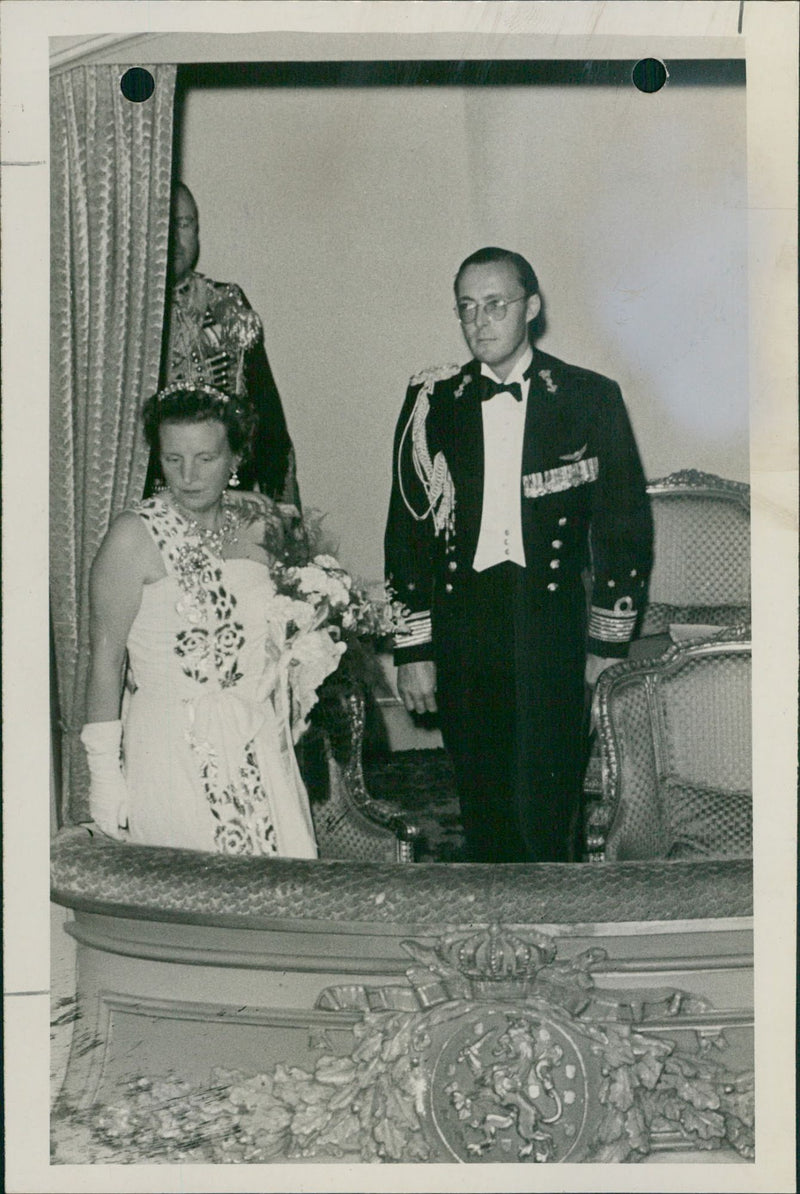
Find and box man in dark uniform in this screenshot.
[385,247,653,863]
[145,183,299,505]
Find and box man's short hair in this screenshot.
[454,247,539,297]
[172,181,198,218]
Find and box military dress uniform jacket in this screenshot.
[385,348,653,665]
[145,272,299,506]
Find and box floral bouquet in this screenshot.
[264,550,405,746]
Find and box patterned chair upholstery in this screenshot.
[591,626,752,861]
[303,689,421,863]
[639,469,750,637]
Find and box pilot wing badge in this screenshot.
[559,444,588,463]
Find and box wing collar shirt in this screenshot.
[472,346,533,572]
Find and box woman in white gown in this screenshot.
[81,382,332,857]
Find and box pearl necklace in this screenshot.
[171,495,240,557]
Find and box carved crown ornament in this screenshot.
[61,923,754,1165]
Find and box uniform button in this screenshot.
[608,579,616,588]
[551,539,563,549]
[549,559,560,569]
[558,517,567,526]
[630,569,637,578]
[445,583,453,593]
[547,582,558,591]
[408,582,415,591]
[448,560,457,572]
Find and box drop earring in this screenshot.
[228,467,240,489]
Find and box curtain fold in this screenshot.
[50,64,177,824]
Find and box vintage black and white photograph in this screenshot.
[2,3,797,1191]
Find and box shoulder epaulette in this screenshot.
[409,363,461,388]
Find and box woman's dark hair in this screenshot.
[142,384,258,460]
[454,246,539,297]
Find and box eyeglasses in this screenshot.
[455,295,528,324]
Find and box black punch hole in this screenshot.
[120,67,155,103]
[632,58,668,94]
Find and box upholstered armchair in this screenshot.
[303,689,421,863]
[589,626,752,862]
[639,469,750,639]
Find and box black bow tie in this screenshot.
[481,376,523,402]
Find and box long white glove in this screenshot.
[80,720,129,839]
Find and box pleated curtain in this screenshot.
[50,64,176,824]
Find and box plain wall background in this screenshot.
[177,76,748,582]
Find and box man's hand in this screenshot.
[397,660,438,715]
[585,653,617,688]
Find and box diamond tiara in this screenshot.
[154,381,232,405]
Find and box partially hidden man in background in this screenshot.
[385,247,654,863]
[145,183,300,506]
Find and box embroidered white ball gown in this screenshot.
[121,496,328,857]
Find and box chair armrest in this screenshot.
[307,686,422,862]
